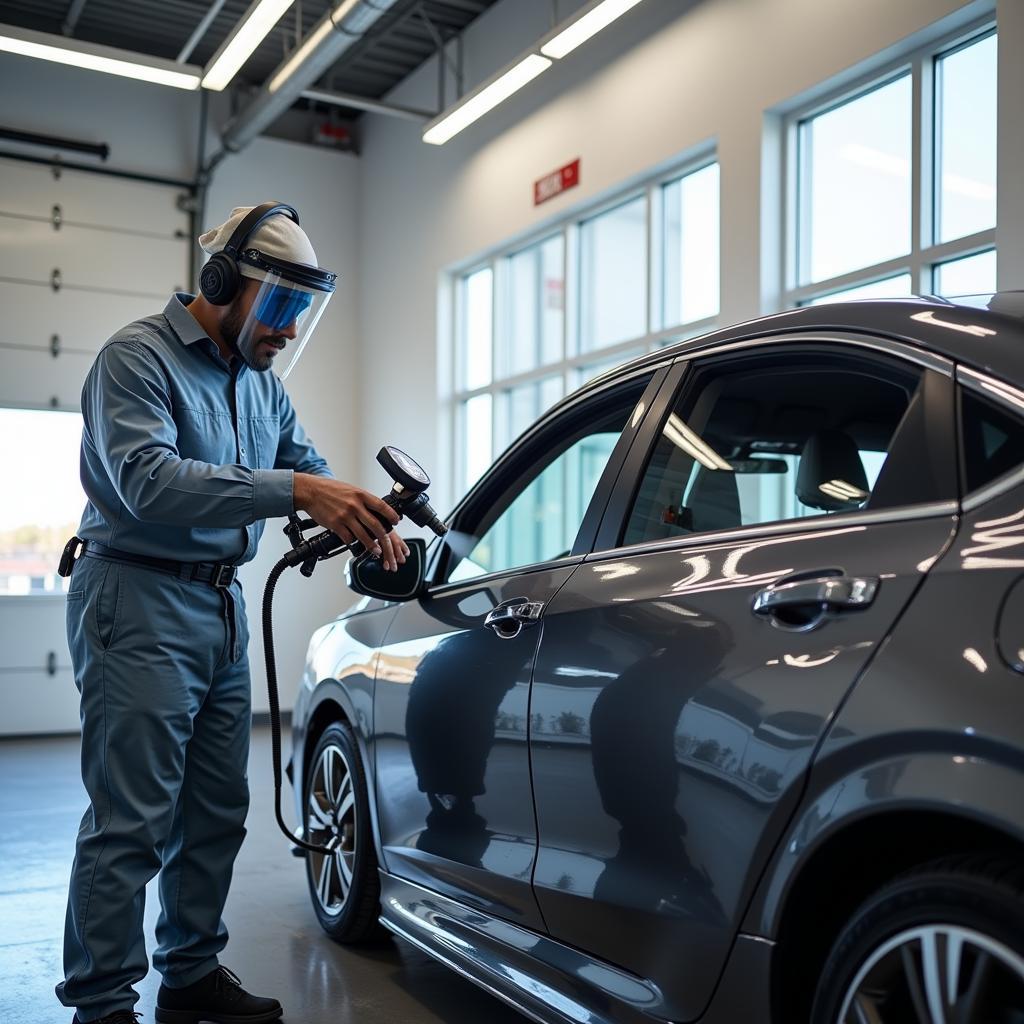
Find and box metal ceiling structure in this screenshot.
[0,0,498,118]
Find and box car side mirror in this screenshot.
[346,537,426,602]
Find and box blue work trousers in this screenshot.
[56,555,252,1021]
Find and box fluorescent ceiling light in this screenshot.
[202,0,294,92]
[0,22,201,89]
[541,0,645,60]
[423,54,551,146]
[268,0,359,94]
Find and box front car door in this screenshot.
[372,365,666,930]
[528,335,960,1020]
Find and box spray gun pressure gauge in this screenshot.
[379,446,430,492]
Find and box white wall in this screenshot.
[354,0,1010,510]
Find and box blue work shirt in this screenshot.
[77,292,333,565]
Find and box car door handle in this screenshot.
[484,599,545,639]
[752,575,879,631]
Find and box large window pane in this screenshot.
[800,75,912,283]
[461,268,493,390]
[936,33,997,244]
[461,394,492,492]
[502,236,564,377]
[579,196,647,353]
[0,408,85,595]
[934,249,997,297]
[805,273,914,306]
[663,163,720,326]
[495,375,563,455]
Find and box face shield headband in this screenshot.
[230,248,337,379]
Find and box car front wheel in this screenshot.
[811,856,1024,1024]
[303,721,385,943]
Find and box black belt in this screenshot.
[59,536,238,589]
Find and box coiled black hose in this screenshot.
[262,555,337,856]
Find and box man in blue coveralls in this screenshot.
[56,202,408,1024]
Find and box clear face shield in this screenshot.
[231,253,336,379]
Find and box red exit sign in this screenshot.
[534,159,580,206]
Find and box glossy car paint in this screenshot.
[748,481,1024,940]
[289,296,1024,1023]
[372,562,579,931]
[528,511,956,1020]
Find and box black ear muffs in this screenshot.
[198,252,241,306]
[198,201,299,307]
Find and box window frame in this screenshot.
[957,366,1024,512]
[447,151,720,501]
[591,334,959,556]
[426,364,671,593]
[783,20,997,308]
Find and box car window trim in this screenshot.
[592,333,958,553]
[957,365,1024,512]
[425,362,673,586]
[670,330,954,376]
[582,499,958,564]
[424,553,588,599]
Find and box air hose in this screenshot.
[262,556,331,854]
[260,446,447,857]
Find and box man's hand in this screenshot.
[294,474,411,571]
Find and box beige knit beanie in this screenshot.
[198,204,319,283]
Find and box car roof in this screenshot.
[582,292,1024,396]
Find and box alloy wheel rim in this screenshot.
[836,924,1024,1023]
[306,743,356,916]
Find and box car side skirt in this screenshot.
[378,870,773,1024]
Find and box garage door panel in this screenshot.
[0,347,95,409]
[0,216,185,293]
[0,157,189,236]
[0,669,81,734]
[0,601,73,670]
[0,280,164,355]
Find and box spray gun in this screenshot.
[264,447,447,854]
[280,445,447,576]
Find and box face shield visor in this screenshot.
[231,250,336,379]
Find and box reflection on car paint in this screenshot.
[961,506,1024,569]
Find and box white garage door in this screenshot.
[0,156,190,734]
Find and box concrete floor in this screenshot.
[0,727,528,1024]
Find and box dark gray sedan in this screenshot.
[288,294,1024,1024]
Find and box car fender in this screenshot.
[744,745,1024,938]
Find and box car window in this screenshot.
[960,388,1024,493]
[445,377,651,582]
[623,352,922,546]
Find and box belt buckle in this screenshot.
[211,564,236,589]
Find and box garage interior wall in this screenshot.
[0,58,363,730]
[0,0,1017,734]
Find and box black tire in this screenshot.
[302,721,387,944]
[811,855,1024,1024]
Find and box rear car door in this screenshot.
[528,336,960,1020]
[372,366,667,930]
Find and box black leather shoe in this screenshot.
[155,966,282,1024]
[72,1013,141,1024]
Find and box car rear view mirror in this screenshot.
[346,537,427,602]
[727,457,789,474]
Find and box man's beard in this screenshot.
[221,297,285,372]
